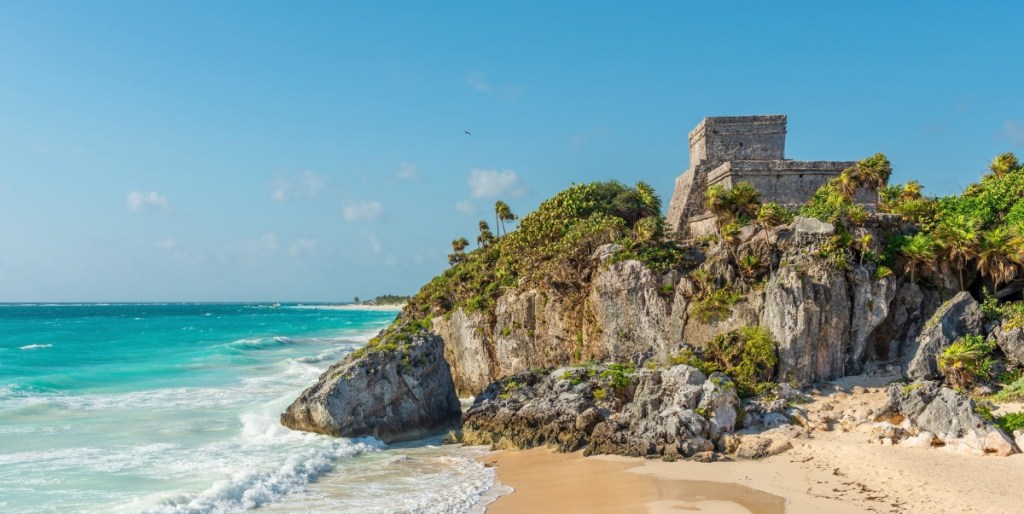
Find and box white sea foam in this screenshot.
[129,438,382,514]
[0,385,256,411]
[19,343,52,350]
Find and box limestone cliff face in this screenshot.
[587,259,685,362]
[433,224,928,393]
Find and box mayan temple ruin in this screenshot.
[666,115,875,237]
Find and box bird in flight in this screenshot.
[464,130,472,135]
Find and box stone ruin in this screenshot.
[666,115,875,237]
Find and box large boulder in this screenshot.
[901,292,984,381]
[280,328,461,443]
[990,323,1024,367]
[878,381,1016,454]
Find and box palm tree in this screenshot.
[900,180,923,202]
[477,220,495,248]
[856,153,893,194]
[728,182,762,221]
[635,181,662,214]
[977,227,1018,294]
[835,169,859,199]
[448,237,470,265]
[934,213,980,290]
[495,201,517,236]
[854,233,873,266]
[899,232,937,283]
[705,185,732,225]
[989,152,1020,178]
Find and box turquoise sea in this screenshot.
[0,304,499,513]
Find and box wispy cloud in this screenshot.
[1002,120,1024,147]
[366,232,383,254]
[260,232,280,251]
[271,171,327,202]
[469,169,530,198]
[126,191,169,211]
[342,200,384,222]
[455,200,477,214]
[153,238,177,250]
[465,71,491,93]
[288,237,318,257]
[571,128,609,148]
[465,70,523,101]
[397,162,418,181]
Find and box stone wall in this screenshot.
[689,115,786,163]
[667,114,874,237]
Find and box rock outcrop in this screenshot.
[454,364,806,461]
[280,328,461,443]
[990,323,1024,367]
[762,260,852,386]
[877,381,1018,455]
[901,292,984,381]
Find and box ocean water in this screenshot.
[0,304,499,513]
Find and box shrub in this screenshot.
[600,363,636,390]
[938,334,995,389]
[993,375,1024,402]
[704,326,779,397]
[995,412,1024,434]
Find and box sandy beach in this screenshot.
[480,375,1024,514]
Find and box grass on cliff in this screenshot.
[402,181,692,326]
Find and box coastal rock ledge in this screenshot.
[280,326,461,443]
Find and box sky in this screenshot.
[1,1,1022,302]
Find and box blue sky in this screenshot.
[1,1,1021,302]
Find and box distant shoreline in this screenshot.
[302,304,406,311]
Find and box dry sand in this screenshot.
[480,373,1024,514]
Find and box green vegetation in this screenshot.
[363,294,411,306]
[880,152,1024,288]
[706,181,762,226]
[673,326,778,398]
[600,362,636,391]
[402,181,693,350]
[992,375,1024,402]
[937,334,996,389]
[499,379,521,400]
[995,412,1024,434]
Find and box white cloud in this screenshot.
[466,70,523,100]
[288,237,318,257]
[1003,120,1024,147]
[260,232,280,251]
[126,191,169,211]
[271,171,326,202]
[455,200,477,214]
[465,71,491,92]
[397,162,418,180]
[343,200,384,222]
[153,238,177,250]
[367,233,383,254]
[468,169,530,198]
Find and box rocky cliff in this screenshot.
[433,217,938,398]
[284,213,962,443]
